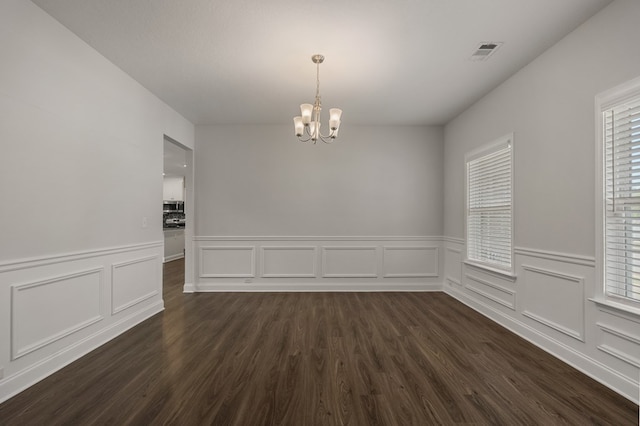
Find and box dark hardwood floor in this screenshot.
[0,258,637,425]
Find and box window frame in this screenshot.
[464,133,515,278]
[595,75,640,316]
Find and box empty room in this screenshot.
[0,0,639,424]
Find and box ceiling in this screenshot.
[32,0,611,127]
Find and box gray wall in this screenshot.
[442,0,640,402]
[0,1,193,261]
[444,0,640,256]
[0,0,193,404]
[195,124,444,237]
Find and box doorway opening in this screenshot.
[163,136,194,293]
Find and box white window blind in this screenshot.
[466,138,513,273]
[604,95,640,303]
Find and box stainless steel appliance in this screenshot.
[164,216,186,228]
[163,201,184,213]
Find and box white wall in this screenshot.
[193,124,444,291]
[0,0,194,403]
[443,0,640,403]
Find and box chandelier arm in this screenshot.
[297,125,314,142]
[318,134,336,144]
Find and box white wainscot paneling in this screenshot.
[111,255,159,315]
[382,246,438,278]
[200,246,255,278]
[521,265,585,342]
[465,273,515,310]
[445,247,462,286]
[11,268,103,360]
[596,309,640,373]
[261,247,317,278]
[322,247,377,278]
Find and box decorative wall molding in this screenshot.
[596,306,640,325]
[382,246,438,278]
[464,261,517,282]
[111,255,159,315]
[199,246,256,278]
[11,268,104,360]
[321,246,378,278]
[0,241,163,273]
[445,247,462,287]
[445,278,461,287]
[0,300,163,405]
[260,246,317,278]
[1,241,164,405]
[521,265,585,342]
[597,344,640,370]
[515,247,595,267]
[444,241,639,402]
[444,284,639,404]
[193,236,443,292]
[443,236,465,245]
[521,310,584,342]
[590,298,640,319]
[195,235,441,242]
[596,323,640,368]
[465,273,515,310]
[193,281,441,293]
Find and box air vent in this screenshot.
[470,42,503,61]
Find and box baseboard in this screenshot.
[0,300,164,405]
[444,286,639,404]
[163,253,184,263]
[192,281,442,292]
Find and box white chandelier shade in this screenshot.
[293,54,342,144]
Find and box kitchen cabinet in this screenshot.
[164,228,185,262]
[163,177,184,201]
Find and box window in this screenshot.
[598,77,640,307]
[465,134,514,275]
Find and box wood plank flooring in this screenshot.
[0,258,637,425]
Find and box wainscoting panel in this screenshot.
[322,247,378,278]
[261,247,317,278]
[595,308,640,379]
[0,242,164,405]
[200,246,255,278]
[11,268,103,360]
[597,323,640,366]
[465,273,515,310]
[193,237,442,291]
[111,255,159,315]
[444,247,462,287]
[521,265,585,342]
[444,239,640,403]
[382,246,438,278]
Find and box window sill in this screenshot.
[464,260,517,282]
[589,297,640,319]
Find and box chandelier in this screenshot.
[293,54,342,144]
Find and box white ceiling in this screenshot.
[32,0,611,126]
